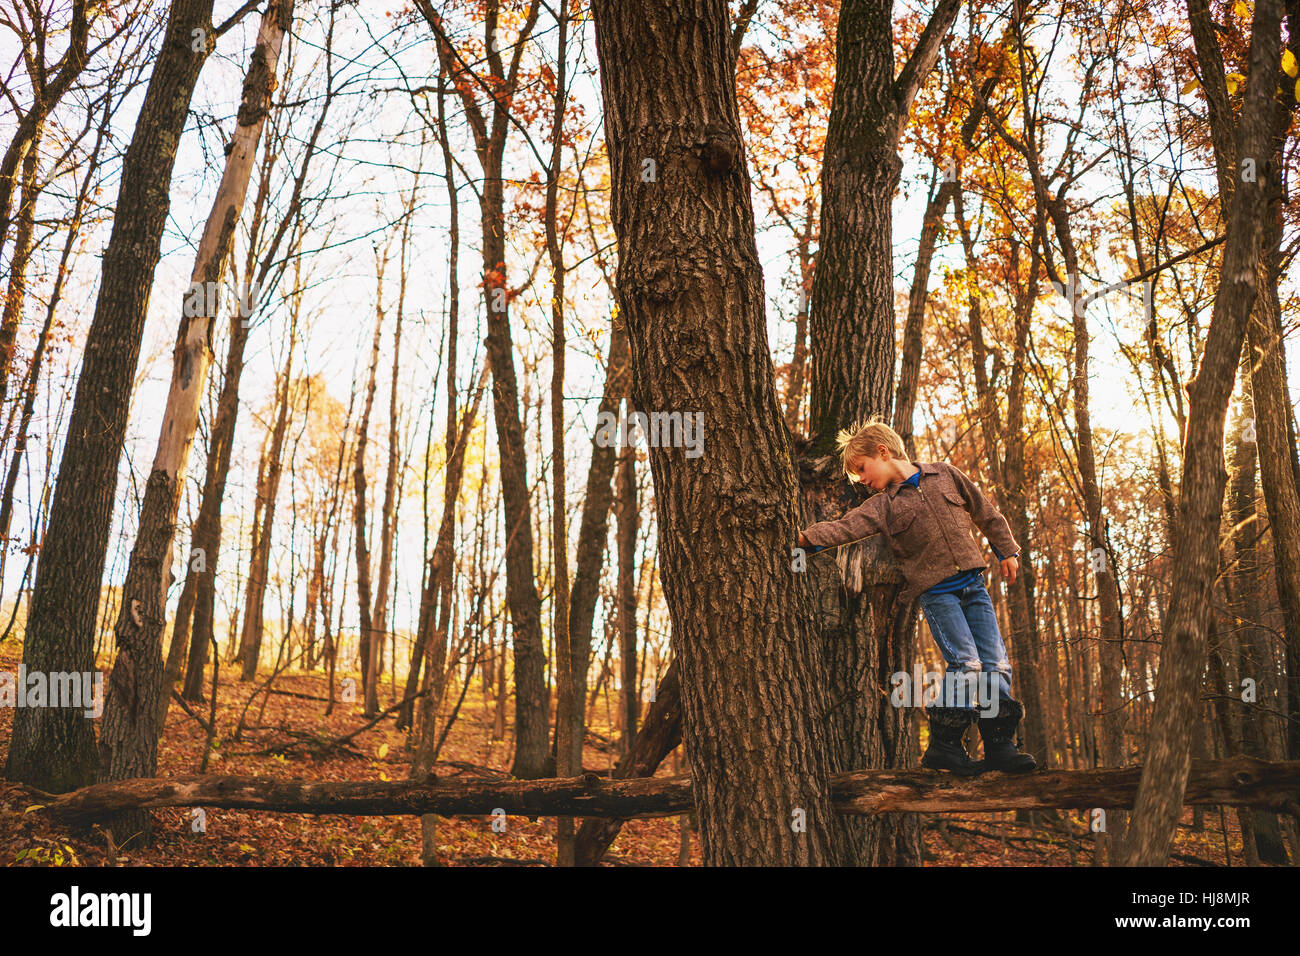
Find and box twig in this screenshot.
[170,690,213,733]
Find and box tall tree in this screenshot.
[352,245,388,716]
[401,68,466,731]
[96,0,294,845]
[1120,0,1281,866]
[5,0,224,793]
[1185,0,1300,764]
[415,0,551,778]
[592,0,846,865]
[543,0,576,865]
[801,0,960,864]
[177,11,339,704]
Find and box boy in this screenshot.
[797,417,1036,775]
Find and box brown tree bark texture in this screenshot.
[592,0,845,865]
[4,0,217,794]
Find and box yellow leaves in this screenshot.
[1284,49,1298,77]
[16,843,78,866]
[1233,0,1251,18]
[1225,72,1246,94]
[1181,76,1199,95]
[377,742,389,758]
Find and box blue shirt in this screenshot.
[898,469,1010,595]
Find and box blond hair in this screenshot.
[836,416,909,482]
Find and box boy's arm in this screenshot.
[800,493,887,550]
[945,463,1020,559]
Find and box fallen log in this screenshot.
[33,756,1300,823]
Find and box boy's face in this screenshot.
[850,446,897,491]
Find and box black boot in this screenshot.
[977,697,1037,772]
[921,706,982,775]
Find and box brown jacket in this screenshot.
[801,461,1020,604]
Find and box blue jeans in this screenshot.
[917,578,1011,713]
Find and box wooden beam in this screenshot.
[33,757,1300,823]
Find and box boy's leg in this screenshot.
[958,578,1036,771]
[917,590,982,709]
[917,591,983,774]
[957,579,1012,712]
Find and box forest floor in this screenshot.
[0,642,1262,866]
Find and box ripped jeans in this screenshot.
[917,577,1012,713]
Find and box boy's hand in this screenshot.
[796,530,825,555]
[1000,554,1019,584]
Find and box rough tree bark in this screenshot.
[4,0,218,793]
[800,0,961,865]
[1119,0,1281,866]
[96,0,293,846]
[592,0,848,865]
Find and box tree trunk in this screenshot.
[543,0,575,865]
[236,323,297,681]
[952,198,1049,771]
[0,120,42,411]
[181,317,251,701]
[372,175,418,706]
[564,318,630,746]
[574,659,682,864]
[592,0,847,865]
[352,264,385,716]
[893,72,997,452]
[1246,126,1300,767]
[96,0,294,846]
[1224,368,1289,862]
[797,0,959,865]
[1120,0,1281,865]
[615,443,639,754]
[4,0,217,793]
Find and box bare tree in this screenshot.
[96,0,294,845]
[1120,0,1282,866]
[4,0,242,793]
